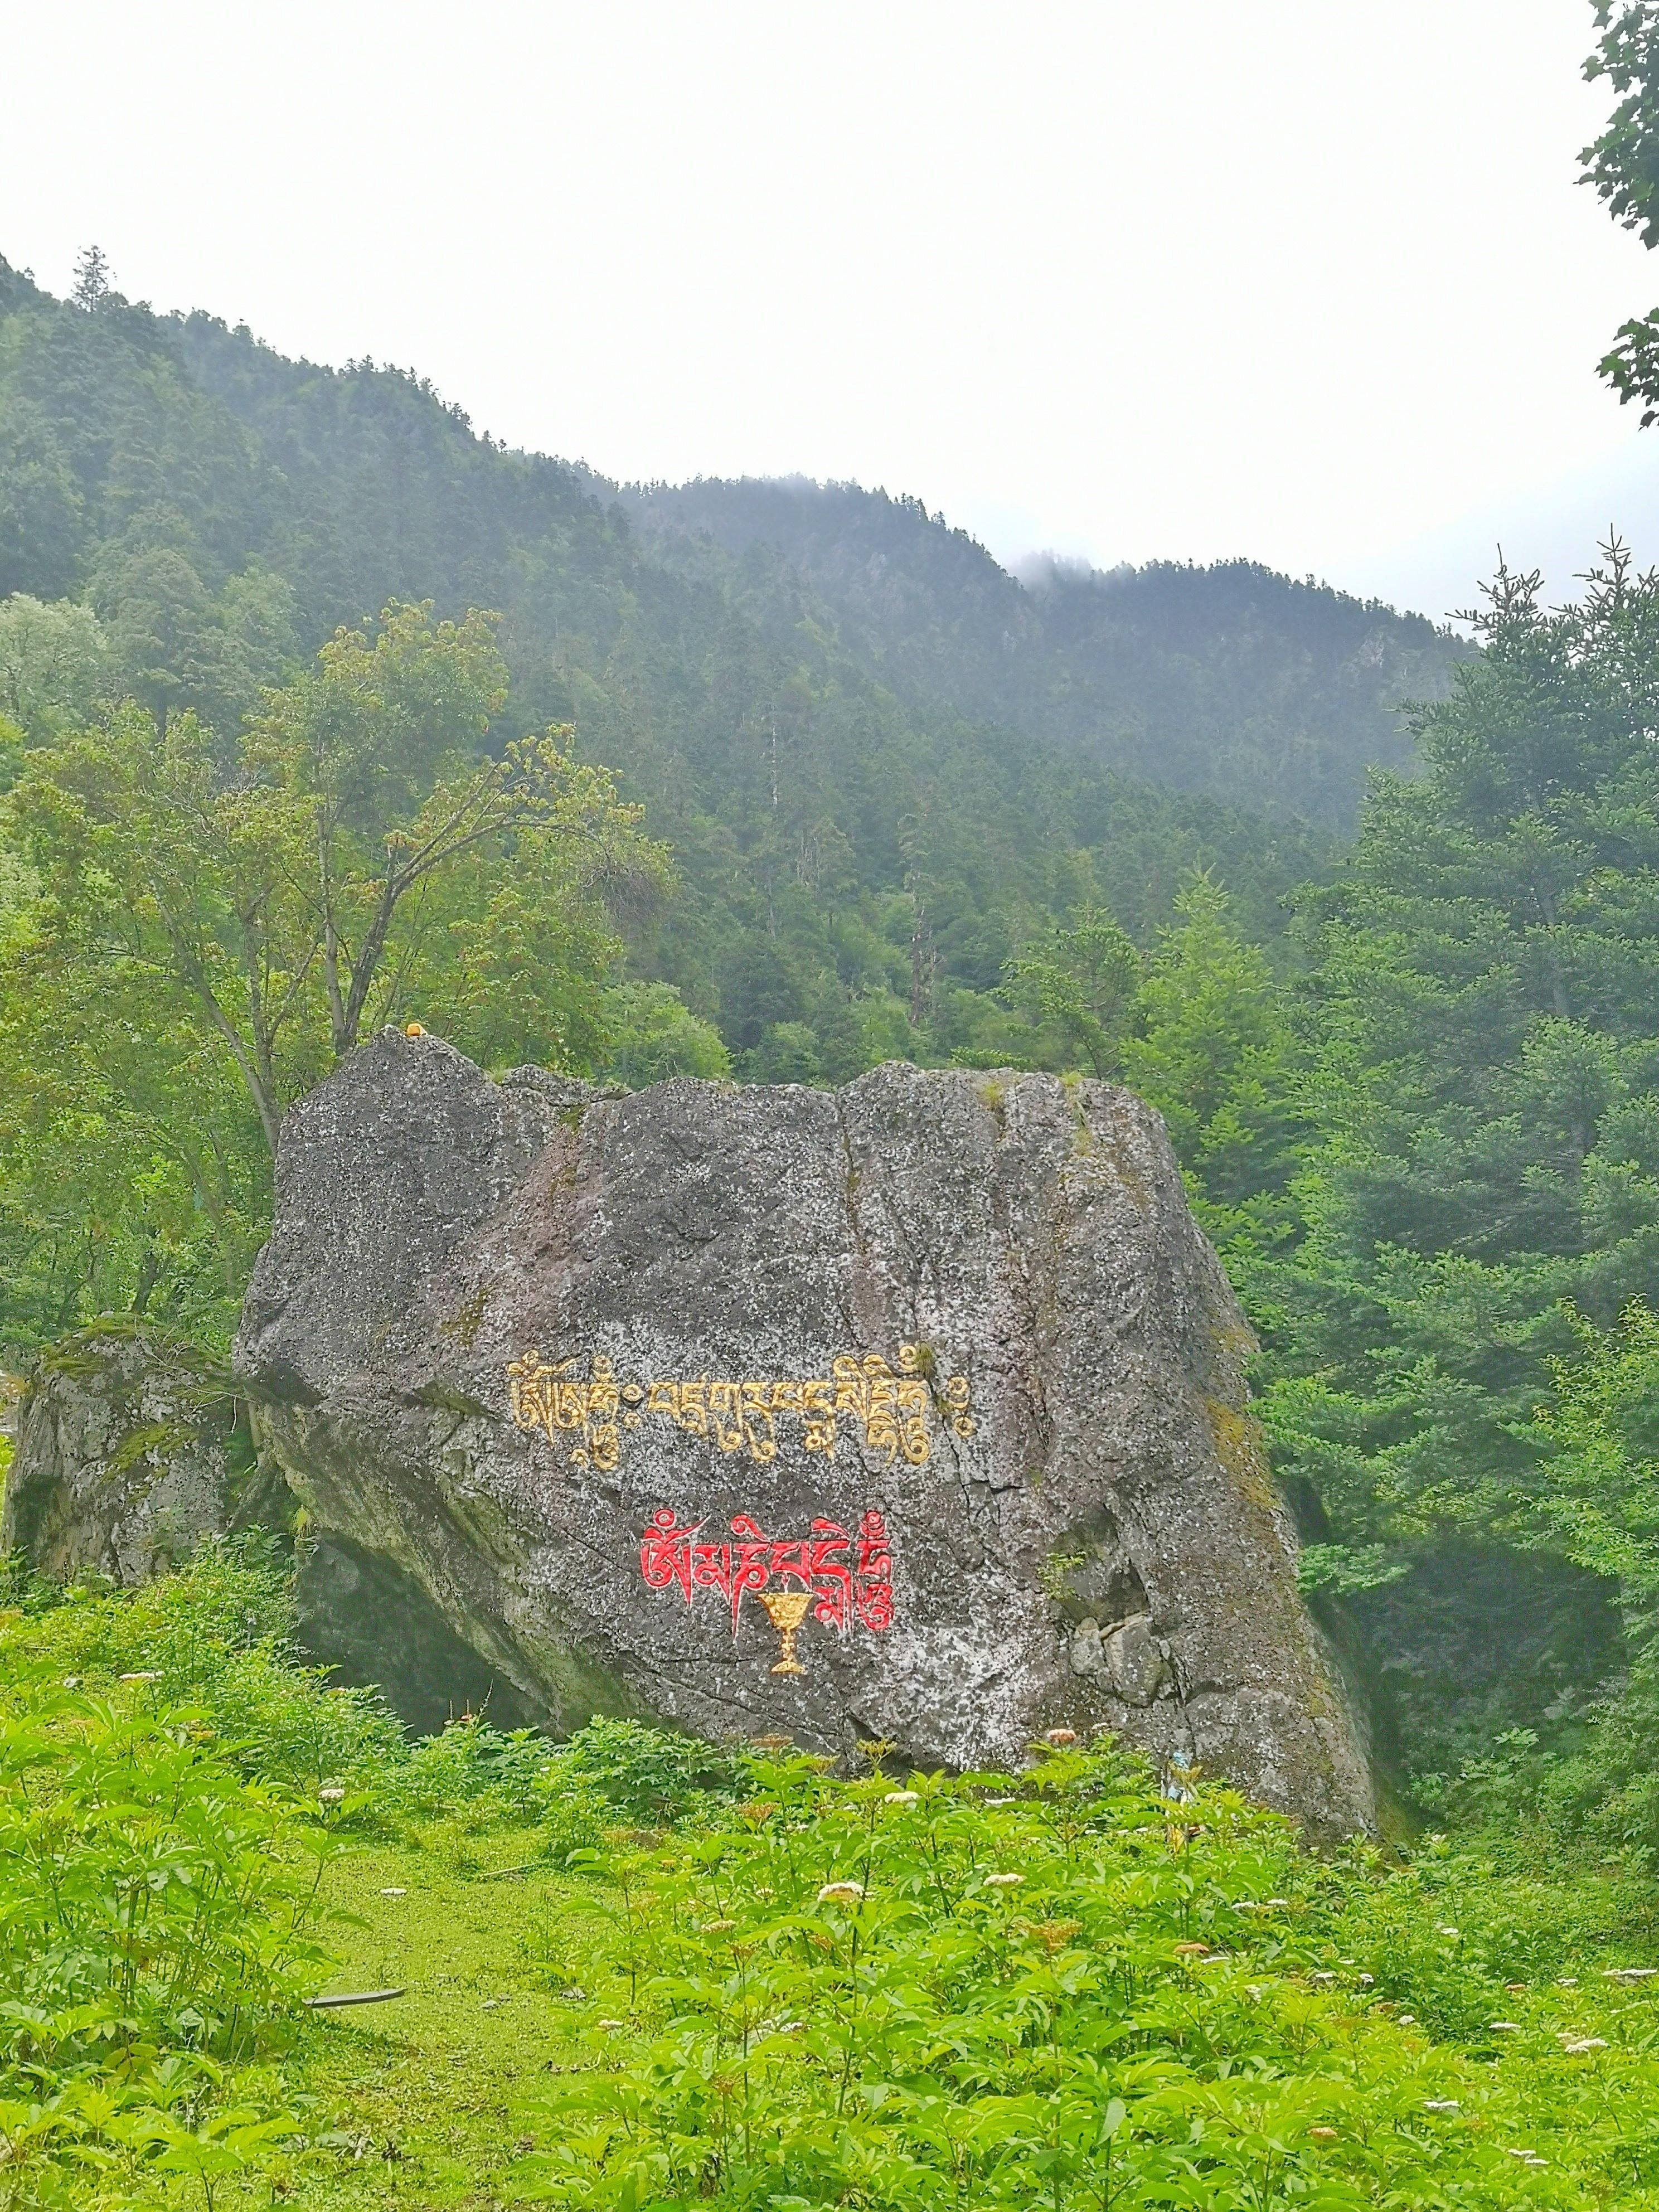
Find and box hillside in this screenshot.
[0,247,1461,843]
[620,474,1467,823]
[0,254,1369,1081]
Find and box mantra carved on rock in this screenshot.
[639,1507,894,1643]
[505,1346,973,1472]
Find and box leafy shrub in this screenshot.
[1,1692,330,2069]
[0,1536,402,1791]
[0,1687,329,2206]
[383,1712,554,1823]
[1308,1837,1629,2040]
[1408,1656,1659,1885]
[539,1775,610,1866]
[542,1718,751,1827]
[599,981,731,1086]
[365,1713,750,1850]
[511,1745,1659,2210]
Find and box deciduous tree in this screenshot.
[0,601,665,1337]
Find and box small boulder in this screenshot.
[4,1328,232,1585]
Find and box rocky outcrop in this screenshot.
[233,1031,1375,1836]
[3,1328,233,1585]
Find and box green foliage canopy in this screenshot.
[1263,549,1659,1561]
[0,601,665,1346]
[0,593,104,747]
[0,252,1366,1112]
[1585,1,1659,420]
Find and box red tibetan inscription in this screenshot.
[639,1507,894,1636]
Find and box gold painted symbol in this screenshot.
[758,1588,813,1675]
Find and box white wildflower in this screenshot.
[1561,2037,1608,2054]
[1423,2100,1459,2113]
[817,1881,865,1904]
[983,1873,1024,1888]
[884,1790,919,1806]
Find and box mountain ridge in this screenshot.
[0,253,1459,1083]
[611,470,1468,824]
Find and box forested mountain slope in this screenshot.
[620,474,1467,824]
[0,253,1347,1080]
[0,253,1380,1097]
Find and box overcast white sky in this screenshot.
[6,1,1654,619]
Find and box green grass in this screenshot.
[12,1545,1659,2208]
[245,1834,599,2206]
[185,1785,1659,2211]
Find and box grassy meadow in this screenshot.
[3,1542,1659,2210]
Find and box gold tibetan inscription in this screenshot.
[505,1345,975,1470]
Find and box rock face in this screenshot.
[4,1330,232,1585]
[234,1031,1375,1837]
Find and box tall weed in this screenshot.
[0,1686,335,2206]
[513,1747,1659,2209]
[0,1537,402,1789]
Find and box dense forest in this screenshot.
[1,230,1655,1808]
[0,242,1448,1345]
[14,4,1659,2199]
[619,474,1466,823]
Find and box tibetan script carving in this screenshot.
[639,1506,894,1637]
[504,1352,624,1471]
[506,1345,974,1470]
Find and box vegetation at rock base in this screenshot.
[5,1544,1659,2209]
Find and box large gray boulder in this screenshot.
[234,1031,1375,1837]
